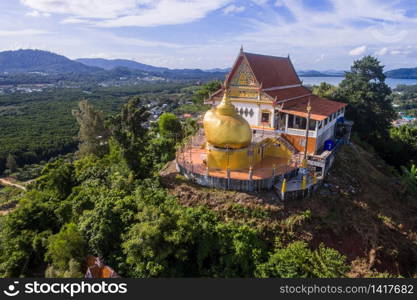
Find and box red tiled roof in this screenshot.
[280,95,347,121]
[85,255,120,278]
[265,86,311,101]
[243,52,301,88]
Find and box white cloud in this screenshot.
[12,0,417,70]
[97,1,232,27]
[390,48,412,55]
[0,29,48,37]
[375,47,388,56]
[20,0,141,19]
[314,54,325,63]
[26,10,50,17]
[223,4,245,15]
[349,45,367,56]
[21,0,233,27]
[61,18,90,24]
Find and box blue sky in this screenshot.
[1,0,417,70]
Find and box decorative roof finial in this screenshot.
[223,78,229,89]
[240,45,244,53]
[287,53,290,58]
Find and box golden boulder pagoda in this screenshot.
[202,87,291,171]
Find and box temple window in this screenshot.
[239,107,244,115]
[261,112,270,123]
[244,108,249,116]
[288,114,294,128]
[293,116,306,129]
[309,120,316,131]
[318,121,323,129]
[249,109,254,117]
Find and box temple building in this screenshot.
[176,48,352,195]
[205,48,347,154]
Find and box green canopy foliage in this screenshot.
[72,100,109,158]
[158,112,183,139]
[255,241,349,278]
[193,81,221,104]
[335,56,396,143]
[46,223,85,271]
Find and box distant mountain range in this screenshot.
[0,49,101,74]
[0,49,227,84]
[1,49,417,82]
[297,70,345,77]
[76,58,169,73]
[384,68,417,79]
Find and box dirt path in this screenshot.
[0,178,27,191]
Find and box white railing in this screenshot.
[285,128,317,138]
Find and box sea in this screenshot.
[299,76,417,89]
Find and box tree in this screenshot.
[109,96,150,178]
[385,125,417,167]
[312,82,338,99]
[72,100,109,157]
[255,241,349,278]
[45,259,83,278]
[182,118,198,137]
[46,223,85,271]
[122,188,266,278]
[335,56,395,144]
[193,81,221,104]
[158,113,182,139]
[5,153,17,172]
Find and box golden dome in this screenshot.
[203,91,252,149]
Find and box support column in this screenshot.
[227,168,231,190]
[285,114,289,133]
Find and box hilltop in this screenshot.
[0,49,101,74]
[76,58,169,73]
[385,67,417,79]
[160,143,417,277]
[0,50,227,85]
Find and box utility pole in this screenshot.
[303,97,312,162]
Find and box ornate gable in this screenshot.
[229,59,257,87]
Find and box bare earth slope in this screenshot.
[161,143,417,277]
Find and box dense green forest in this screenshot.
[0,57,416,278]
[0,83,202,176]
[0,94,349,278]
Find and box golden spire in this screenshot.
[216,89,236,116]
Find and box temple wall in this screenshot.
[231,101,259,126]
[283,134,317,154]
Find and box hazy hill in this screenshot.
[297,70,345,77]
[385,68,417,79]
[76,58,169,73]
[77,57,228,79]
[0,49,101,74]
